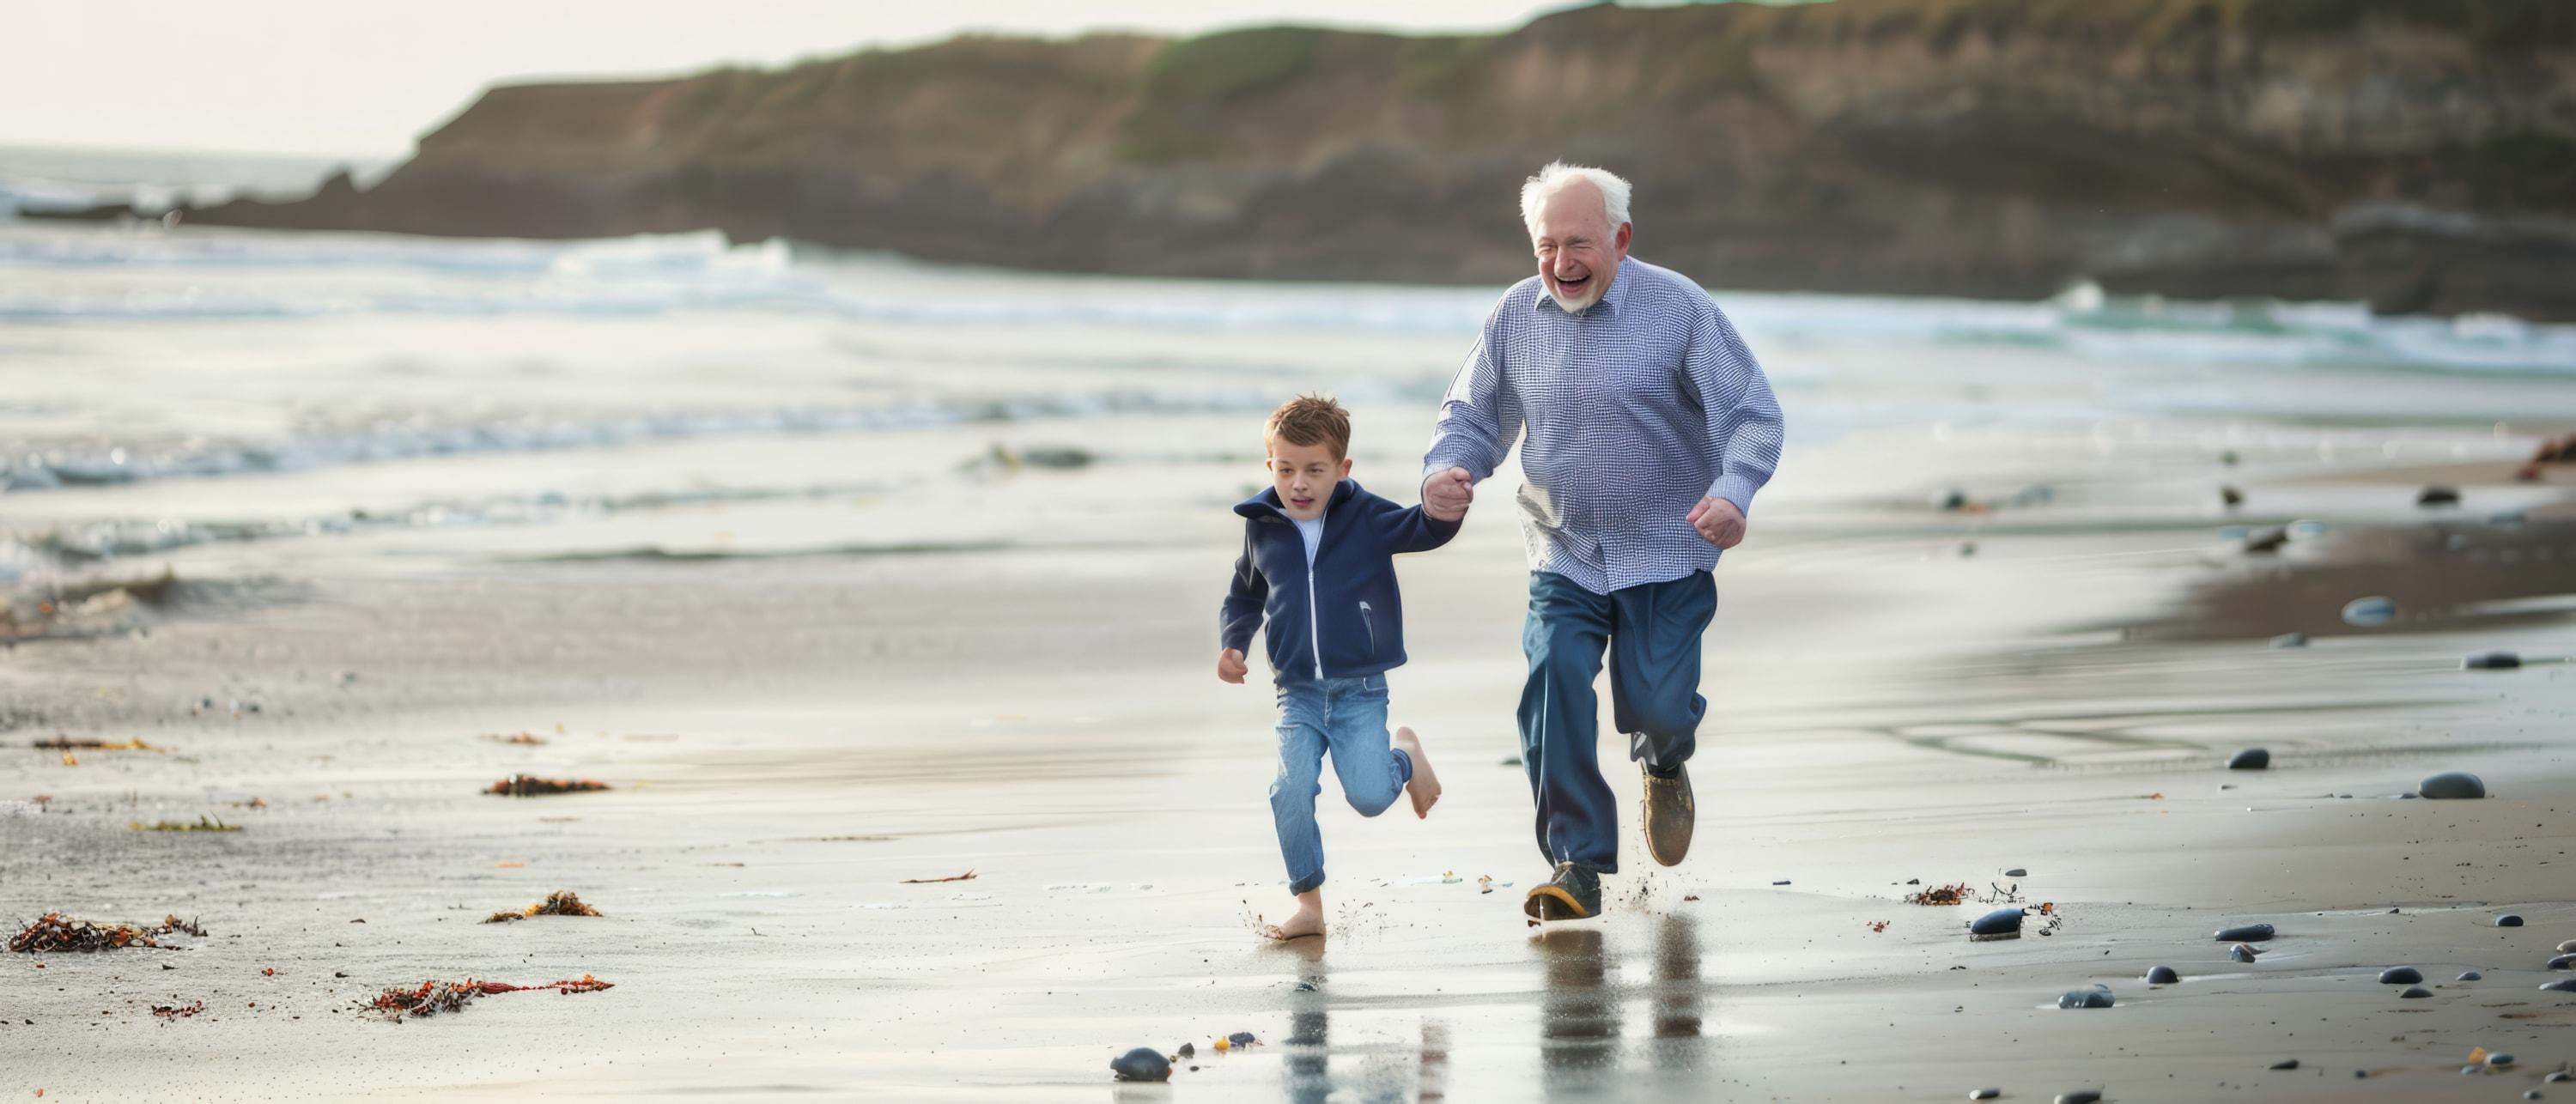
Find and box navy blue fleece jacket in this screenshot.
[1220,479,1460,684]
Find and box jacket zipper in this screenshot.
[1305,508,1325,679]
[1359,600,1376,656]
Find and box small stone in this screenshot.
[2269,1059,2299,1070]
[2146,966,2178,984]
[1938,489,1968,511]
[2419,772,2487,799]
[2004,868,2027,878]
[2548,955,2573,971]
[1970,908,2023,937]
[1772,879,1790,885]
[1110,1046,1171,1082]
[2540,979,2576,992]
[2230,943,2259,962]
[2464,652,2522,670]
[2549,1071,2571,1083]
[2056,1091,2105,1104]
[2523,1091,2541,1101]
[1227,1031,1256,1046]
[2497,914,2524,927]
[2377,967,2421,985]
[2268,631,2306,647]
[2057,986,2114,1009]
[2488,1053,2516,1068]
[2417,485,2461,507]
[2220,450,2240,465]
[2399,986,2432,998]
[2221,485,2245,507]
[1970,1090,2000,1101]
[2227,749,2270,770]
[2341,597,2397,627]
[1294,980,1318,992]
[2458,971,2482,981]
[1176,1042,1194,1059]
[2215,923,2275,942]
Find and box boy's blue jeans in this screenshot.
[1271,674,1414,895]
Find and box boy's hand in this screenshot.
[1217,648,1249,684]
[1423,467,1473,522]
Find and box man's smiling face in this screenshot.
[1530,179,1631,313]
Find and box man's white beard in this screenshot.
[1547,284,1603,313]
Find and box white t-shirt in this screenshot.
[1293,513,1324,566]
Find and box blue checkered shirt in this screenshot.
[1422,256,1784,595]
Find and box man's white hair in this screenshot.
[1520,161,1633,236]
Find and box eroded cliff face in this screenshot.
[125,1,2576,316]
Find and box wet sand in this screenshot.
[5,399,2575,1102]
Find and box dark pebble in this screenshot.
[1227,1031,1256,1046]
[2245,526,2287,554]
[2215,923,2275,942]
[2146,966,2178,984]
[2341,596,2397,627]
[2269,1059,2299,1071]
[2419,772,2487,799]
[1294,980,1319,992]
[2464,652,2522,670]
[2004,868,2027,877]
[1111,1046,1171,1082]
[2230,943,2259,962]
[2540,979,2576,992]
[1177,1042,1194,1058]
[2221,485,2244,507]
[2549,955,2573,971]
[2498,914,2524,927]
[2458,971,2482,981]
[2226,749,2270,770]
[2056,1091,2105,1104]
[1970,908,2023,937]
[2549,1071,2571,1082]
[2488,1053,2515,1068]
[2057,987,2115,1009]
[2268,632,2306,648]
[2377,967,2422,985]
[2524,1091,2541,1101]
[1970,1090,2001,1101]
[1938,489,1968,511]
[2417,485,2461,507]
[2399,986,2432,998]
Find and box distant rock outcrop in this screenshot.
[47,0,2576,318]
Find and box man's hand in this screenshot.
[1686,496,1747,549]
[1423,467,1474,523]
[1217,648,1249,684]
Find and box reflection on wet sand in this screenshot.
[1533,913,1709,1097]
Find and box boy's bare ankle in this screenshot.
[1263,891,1327,941]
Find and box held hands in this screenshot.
[1422,467,1474,523]
[1217,648,1249,684]
[1686,496,1747,549]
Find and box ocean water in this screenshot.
[6,149,2576,591]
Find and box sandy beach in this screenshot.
[6,226,2576,1101]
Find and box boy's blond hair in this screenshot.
[1265,394,1352,459]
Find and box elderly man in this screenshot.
[1422,161,1783,921]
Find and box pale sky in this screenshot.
[3,1,1574,158]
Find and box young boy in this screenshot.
[1219,394,1461,941]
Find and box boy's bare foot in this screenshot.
[1263,889,1326,941]
[1394,726,1441,818]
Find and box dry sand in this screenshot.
[5,412,2576,1102]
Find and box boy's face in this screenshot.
[1267,439,1351,520]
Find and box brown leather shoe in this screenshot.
[1643,762,1694,866]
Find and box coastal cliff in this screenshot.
[85,1,2576,318]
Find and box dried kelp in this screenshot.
[9,913,204,953]
[363,974,614,1022]
[130,816,240,833]
[483,890,603,924]
[485,774,610,797]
